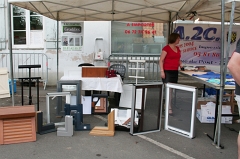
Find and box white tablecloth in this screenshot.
[60,75,123,93]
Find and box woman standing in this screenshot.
[159,33,183,115]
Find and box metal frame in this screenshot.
[130,82,164,135]
[91,94,108,114]
[46,92,71,123]
[57,80,81,115]
[0,52,49,90]
[164,83,198,139]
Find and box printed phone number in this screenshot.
[124,30,157,34]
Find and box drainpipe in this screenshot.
[57,12,59,82]
[8,2,14,106]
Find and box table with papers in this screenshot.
[179,70,236,140]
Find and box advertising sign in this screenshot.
[174,24,239,65]
[61,22,83,52]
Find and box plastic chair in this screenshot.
[78,63,94,67]
[109,64,126,106]
[109,64,126,80]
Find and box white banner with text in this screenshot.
[174,24,240,65]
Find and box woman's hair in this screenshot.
[168,33,180,44]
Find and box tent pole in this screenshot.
[168,11,172,35]
[8,3,14,106]
[213,0,225,149]
[214,0,235,149]
[57,12,59,82]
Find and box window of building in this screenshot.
[12,6,44,48]
[111,21,166,55]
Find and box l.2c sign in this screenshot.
[173,26,220,41]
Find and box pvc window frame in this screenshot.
[164,83,198,139]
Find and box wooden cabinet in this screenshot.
[82,66,108,77]
[0,106,36,145]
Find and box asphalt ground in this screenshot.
[0,84,239,159]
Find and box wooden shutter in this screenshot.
[0,106,36,145]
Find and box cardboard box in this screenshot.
[199,95,231,102]
[82,66,108,77]
[196,102,232,124]
[196,100,232,109]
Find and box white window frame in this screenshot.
[164,83,198,139]
[11,6,44,49]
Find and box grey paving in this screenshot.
[0,84,239,159]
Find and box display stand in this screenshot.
[74,112,91,131]
[57,115,73,136]
[57,80,81,115]
[64,103,83,116]
[128,60,145,84]
[64,103,91,131]
[18,64,41,111]
[46,92,71,123]
[89,110,115,136]
[37,111,56,135]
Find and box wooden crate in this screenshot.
[0,105,36,145]
[82,66,108,77]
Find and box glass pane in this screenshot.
[111,21,166,54]
[14,31,26,45]
[30,16,43,30]
[13,6,25,16]
[75,38,80,46]
[164,83,198,138]
[136,87,160,132]
[168,89,193,132]
[69,37,74,46]
[130,83,163,135]
[30,11,39,15]
[13,17,26,30]
[62,36,68,46]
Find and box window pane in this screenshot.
[14,31,26,45]
[13,6,25,16]
[30,16,43,30]
[111,21,166,54]
[69,37,74,46]
[62,37,68,46]
[13,17,26,30]
[75,38,80,46]
[30,11,39,15]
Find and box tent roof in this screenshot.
[195,0,240,22]
[8,0,240,23]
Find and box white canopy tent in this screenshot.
[6,0,240,148]
[6,0,214,22]
[7,0,240,22]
